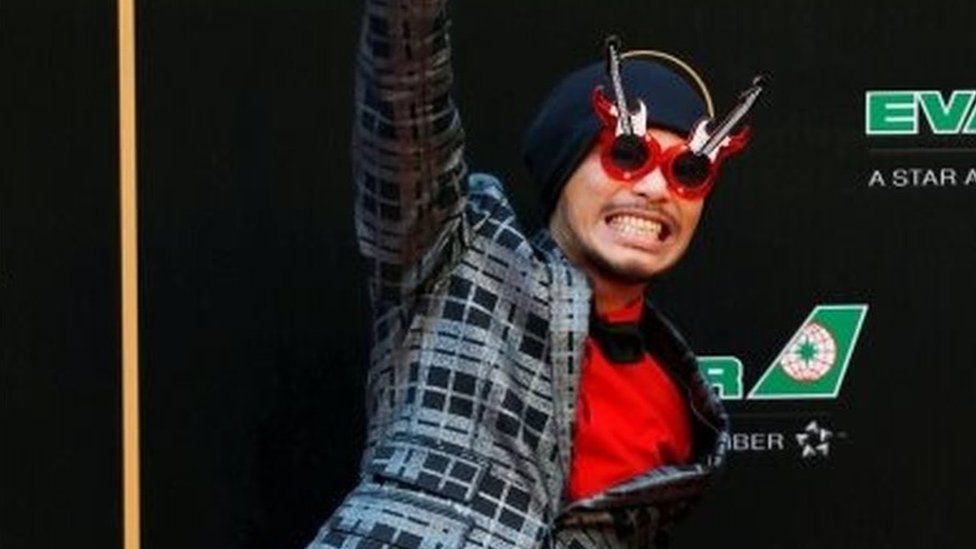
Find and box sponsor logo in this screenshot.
[721,423,847,457]
[722,432,786,453]
[866,90,976,135]
[867,167,976,188]
[864,90,976,190]
[795,420,833,459]
[749,305,867,400]
[698,304,868,400]
[701,305,866,461]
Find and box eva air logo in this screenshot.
[865,90,976,135]
[698,304,868,400]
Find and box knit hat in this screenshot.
[521,56,710,218]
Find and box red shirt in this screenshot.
[567,299,694,501]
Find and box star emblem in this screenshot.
[795,420,832,458]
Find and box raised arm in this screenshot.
[353,0,467,311]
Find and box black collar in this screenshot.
[588,308,645,364]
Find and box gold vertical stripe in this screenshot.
[118,0,140,548]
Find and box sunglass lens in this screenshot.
[610,134,649,171]
[671,151,711,188]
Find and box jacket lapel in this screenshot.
[532,231,591,498]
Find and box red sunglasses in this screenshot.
[593,38,764,200]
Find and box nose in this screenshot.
[629,165,670,202]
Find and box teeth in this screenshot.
[609,215,662,236]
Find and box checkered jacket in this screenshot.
[307,1,729,547]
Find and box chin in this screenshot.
[588,248,672,284]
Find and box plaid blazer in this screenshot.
[307,1,729,547]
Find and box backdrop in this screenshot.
[6,1,976,547]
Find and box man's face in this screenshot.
[549,128,705,284]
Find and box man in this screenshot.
[308,0,759,547]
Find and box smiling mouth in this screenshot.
[606,213,672,241]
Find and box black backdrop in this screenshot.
[5,2,121,548]
[6,1,976,548]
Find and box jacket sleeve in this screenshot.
[353,0,467,312]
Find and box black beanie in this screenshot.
[521,58,709,219]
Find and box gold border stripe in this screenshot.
[118,0,140,548]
